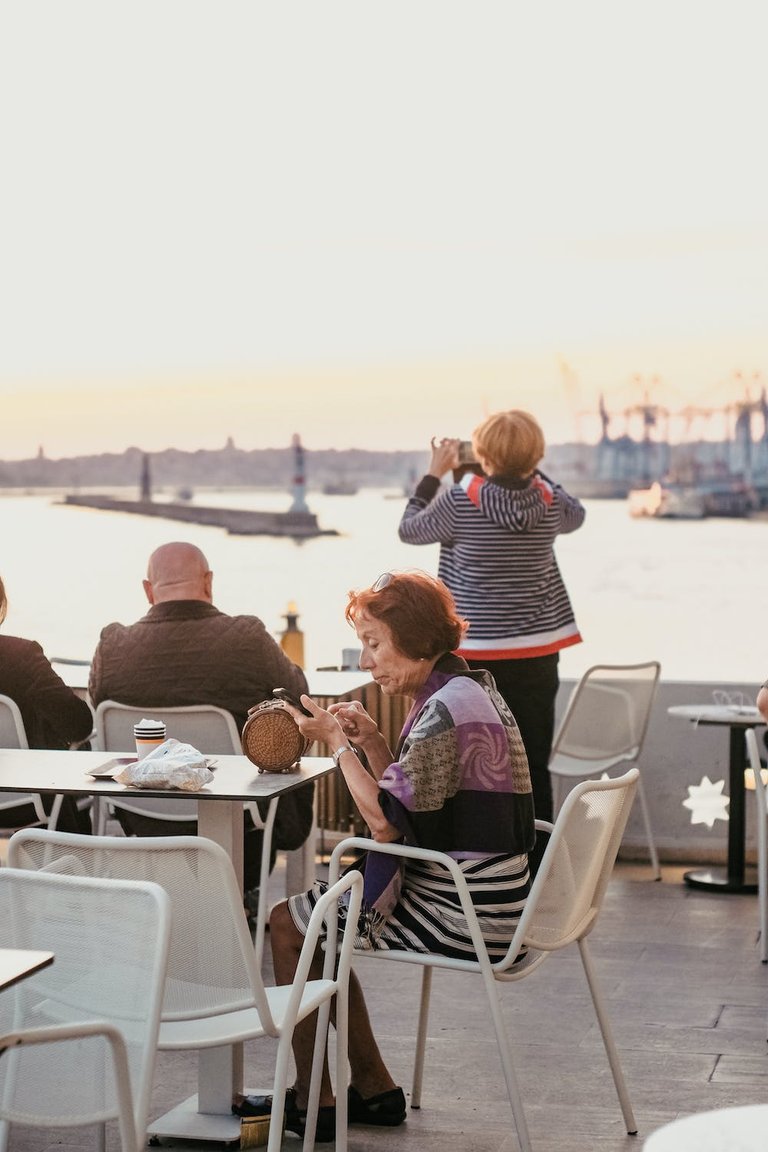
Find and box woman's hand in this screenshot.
[279,695,344,748]
[328,700,380,749]
[428,436,461,479]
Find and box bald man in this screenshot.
[89,541,312,894]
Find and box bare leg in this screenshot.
[270,900,398,1107]
[345,968,398,1100]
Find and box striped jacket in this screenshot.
[398,470,585,660]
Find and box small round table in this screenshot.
[668,703,764,893]
[645,1103,768,1150]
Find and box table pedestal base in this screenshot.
[149,1087,276,1145]
[149,1094,241,1143]
[683,865,759,894]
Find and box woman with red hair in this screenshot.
[238,569,534,1141]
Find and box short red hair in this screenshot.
[345,571,467,660]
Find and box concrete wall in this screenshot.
[554,677,764,866]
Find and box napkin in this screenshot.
[115,738,214,791]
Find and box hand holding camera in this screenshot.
[428,436,462,478]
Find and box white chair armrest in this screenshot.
[328,836,525,972]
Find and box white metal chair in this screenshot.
[0,694,63,830]
[548,661,661,879]
[0,866,171,1152]
[744,728,768,961]
[8,830,363,1152]
[328,769,640,1152]
[92,695,317,930]
[92,698,316,957]
[93,699,243,830]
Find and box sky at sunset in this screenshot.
[2,1,766,460]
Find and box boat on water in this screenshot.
[628,477,759,519]
[321,480,359,496]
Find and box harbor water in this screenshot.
[0,488,766,690]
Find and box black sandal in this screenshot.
[347,1085,407,1126]
[232,1088,336,1143]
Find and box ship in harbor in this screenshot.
[554,385,768,518]
[627,476,759,520]
[322,479,359,496]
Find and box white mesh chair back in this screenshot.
[7,832,271,1026]
[94,700,241,754]
[0,694,61,827]
[0,867,170,1152]
[551,663,660,765]
[549,662,661,879]
[514,769,639,957]
[93,700,241,824]
[745,728,768,961]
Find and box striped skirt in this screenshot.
[287,853,530,962]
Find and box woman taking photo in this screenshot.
[398,409,585,828]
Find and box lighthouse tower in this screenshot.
[289,433,309,513]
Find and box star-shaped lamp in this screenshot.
[682,776,730,829]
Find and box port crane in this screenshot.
[622,378,670,484]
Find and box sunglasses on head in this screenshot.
[372,572,393,592]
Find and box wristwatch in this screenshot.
[331,744,352,768]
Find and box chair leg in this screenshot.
[635,776,661,880]
[550,772,563,818]
[46,795,64,831]
[92,797,107,836]
[411,967,432,1109]
[757,805,768,963]
[269,1031,295,1152]
[578,938,637,1134]
[481,970,532,1152]
[334,974,349,1151]
[409,901,533,1146]
[301,997,336,1152]
[253,798,278,971]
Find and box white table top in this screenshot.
[668,704,764,726]
[51,661,373,701]
[0,948,54,991]
[0,748,336,802]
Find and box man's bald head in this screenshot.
[143,542,213,605]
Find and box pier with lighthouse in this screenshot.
[61,433,339,538]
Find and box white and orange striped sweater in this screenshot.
[398,469,585,660]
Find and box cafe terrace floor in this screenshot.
[8,856,768,1152]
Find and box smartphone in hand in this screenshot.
[272,688,313,717]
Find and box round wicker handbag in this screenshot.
[241,699,309,772]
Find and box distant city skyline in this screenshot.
[3,359,766,462]
[2,2,766,460]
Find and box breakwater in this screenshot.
[61,495,337,538]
